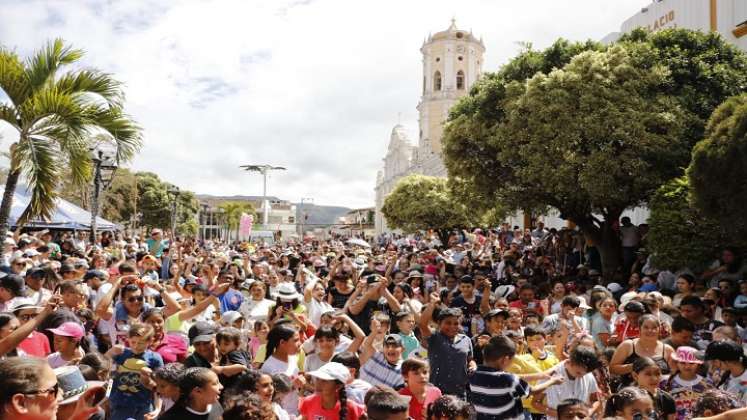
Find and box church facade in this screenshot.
[374,20,485,235]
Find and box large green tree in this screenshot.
[443,29,747,275]
[688,93,747,241]
[135,172,198,234]
[381,174,472,244]
[0,39,141,245]
[446,45,685,275]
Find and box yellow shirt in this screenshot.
[507,350,560,413]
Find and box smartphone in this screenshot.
[282,301,293,310]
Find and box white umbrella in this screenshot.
[347,238,371,248]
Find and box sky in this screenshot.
[0,0,649,208]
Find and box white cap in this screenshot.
[308,362,350,383]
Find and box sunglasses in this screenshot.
[127,295,144,303]
[25,383,59,399]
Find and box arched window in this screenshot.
[434,71,442,91]
[456,70,465,90]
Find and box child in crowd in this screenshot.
[153,363,185,416]
[631,357,676,420]
[661,346,713,419]
[250,320,269,365]
[305,326,341,372]
[603,387,655,420]
[555,399,591,420]
[107,323,165,420]
[47,321,87,368]
[360,332,405,389]
[332,351,372,405]
[215,327,250,388]
[393,311,419,358]
[705,341,747,404]
[469,335,564,420]
[508,326,560,420]
[426,395,474,420]
[692,389,742,418]
[160,367,224,420]
[300,362,365,420]
[399,358,442,420]
[534,346,601,420]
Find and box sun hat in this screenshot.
[275,282,302,301]
[407,270,423,279]
[9,297,44,313]
[577,296,592,310]
[54,366,105,406]
[308,362,350,383]
[47,322,85,341]
[221,311,244,325]
[671,346,703,364]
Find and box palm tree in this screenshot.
[0,39,142,251]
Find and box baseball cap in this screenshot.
[47,322,85,340]
[383,334,403,347]
[188,321,217,344]
[484,309,510,320]
[308,362,351,383]
[221,311,244,326]
[83,270,107,282]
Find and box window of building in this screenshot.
[422,76,426,94]
[435,57,440,62]
[434,71,442,91]
[458,56,463,61]
[456,70,464,90]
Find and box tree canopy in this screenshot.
[688,93,747,241]
[219,201,256,240]
[0,39,142,235]
[442,29,747,274]
[381,174,471,241]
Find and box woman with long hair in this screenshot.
[159,367,223,420]
[225,370,289,420]
[673,274,697,307]
[260,324,303,417]
[300,362,364,420]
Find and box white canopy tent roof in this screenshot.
[0,184,119,230]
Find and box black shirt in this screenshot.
[184,352,212,369]
[159,403,223,420]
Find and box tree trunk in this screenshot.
[0,167,21,260]
[596,222,622,280]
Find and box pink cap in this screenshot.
[47,322,85,340]
[671,346,703,365]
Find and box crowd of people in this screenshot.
[1,222,747,420]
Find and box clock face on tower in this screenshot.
[456,45,465,53]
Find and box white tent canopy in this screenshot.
[0,184,118,230]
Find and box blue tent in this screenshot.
[0,184,119,230]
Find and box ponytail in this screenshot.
[338,381,347,420]
[263,324,297,367]
[176,367,213,408]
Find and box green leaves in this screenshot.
[381,174,471,234]
[0,38,142,225]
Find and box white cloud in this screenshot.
[0,0,647,208]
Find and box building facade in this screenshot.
[197,195,297,241]
[603,0,747,50]
[374,20,485,235]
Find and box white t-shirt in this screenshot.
[92,283,113,308]
[261,355,300,416]
[544,361,599,420]
[306,297,333,328]
[304,352,333,373]
[301,334,352,355]
[239,298,275,324]
[726,369,747,404]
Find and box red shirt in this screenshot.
[399,386,442,420]
[613,318,640,341]
[18,331,51,357]
[299,394,364,420]
[509,299,545,316]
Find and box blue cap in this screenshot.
[639,283,658,292]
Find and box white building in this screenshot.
[604,0,747,50]
[374,20,485,235]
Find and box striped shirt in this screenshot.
[360,352,404,389]
[468,366,530,420]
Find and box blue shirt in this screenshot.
[427,331,473,396]
[110,349,164,408]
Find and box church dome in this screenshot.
[429,19,481,44]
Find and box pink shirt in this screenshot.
[298,394,364,420]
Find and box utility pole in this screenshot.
[239,164,286,226]
[168,186,180,239]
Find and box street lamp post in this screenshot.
[239,164,286,226]
[217,208,226,242]
[90,149,118,243]
[168,186,180,239]
[300,197,313,238]
[200,203,209,241]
